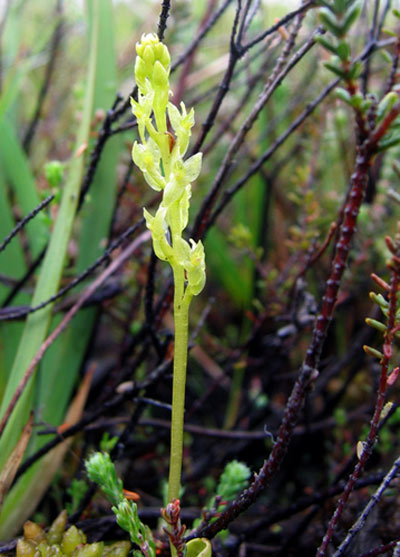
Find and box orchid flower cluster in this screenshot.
[131,33,205,299]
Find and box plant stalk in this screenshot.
[168,266,191,504]
[167,266,191,557]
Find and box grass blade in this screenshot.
[0,2,101,536]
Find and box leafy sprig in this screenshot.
[86,452,156,557]
[316,0,362,82]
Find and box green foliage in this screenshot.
[377,92,399,122]
[213,460,251,508]
[66,479,88,515]
[334,407,347,427]
[0,0,121,538]
[86,452,155,557]
[377,134,400,153]
[44,160,65,190]
[114,501,156,557]
[318,0,361,34]
[193,460,251,538]
[86,452,124,507]
[2,1,400,552]
[317,0,362,84]
[0,2,102,537]
[100,433,119,454]
[16,511,131,557]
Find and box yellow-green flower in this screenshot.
[132,34,205,297]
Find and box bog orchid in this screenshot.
[131,34,205,521]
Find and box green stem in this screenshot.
[168,266,190,505]
[167,266,192,557]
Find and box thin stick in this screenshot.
[0,195,54,254]
[333,454,400,556]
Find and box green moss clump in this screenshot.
[16,511,131,557]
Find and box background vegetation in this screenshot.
[1,0,400,555]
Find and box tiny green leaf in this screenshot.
[347,60,363,80]
[363,345,384,359]
[315,35,339,56]
[377,92,399,121]
[369,291,389,309]
[336,87,352,104]
[378,133,400,152]
[365,318,387,333]
[349,92,363,109]
[320,8,345,36]
[336,40,351,61]
[44,161,65,189]
[324,61,346,78]
[340,3,361,35]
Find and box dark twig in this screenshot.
[14,356,173,483]
[0,231,150,439]
[333,453,400,556]
[193,22,322,239]
[1,249,46,308]
[202,40,275,156]
[0,219,144,321]
[144,250,163,358]
[360,538,400,557]
[242,0,261,37]
[23,0,63,154]
[77,94,123,209]
[385,32,400,95]
[157,0,171,41]
[204,77,339,235]
[236,0,253,47]
[376,0,391,42]
[203,38,383,236]
[190,0,244,155]
[108,159,134,241]
[242,0,315,52]
[173,0,218,107]
[245,472,385,538]
[0,195,54,254]
[172,0,234,69]
[14,393,126,483]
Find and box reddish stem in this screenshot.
[316,255,400,556]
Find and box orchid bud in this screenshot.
[135,34,170,97]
